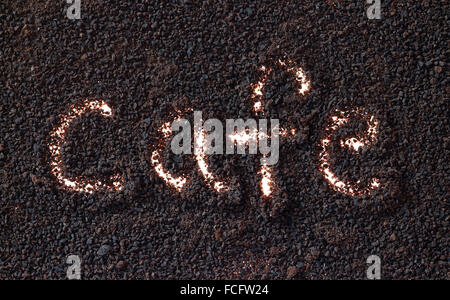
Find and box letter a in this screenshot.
[67,0,81,20]
[367,0,381,20]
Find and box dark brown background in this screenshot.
[0,0,447,279]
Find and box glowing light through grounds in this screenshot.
[48,99,124,194]
[151,119,187,192]
[150,111,229,194]
[251,60,311,197]
[252,60,310,115]
[228,128,260,147]
[259,164,273,197]
[45,71,385,201]
[319,109,380,196]
[195,128,228,192]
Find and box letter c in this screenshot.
[48,99,124,193]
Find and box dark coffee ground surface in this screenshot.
[0,0,447,279]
